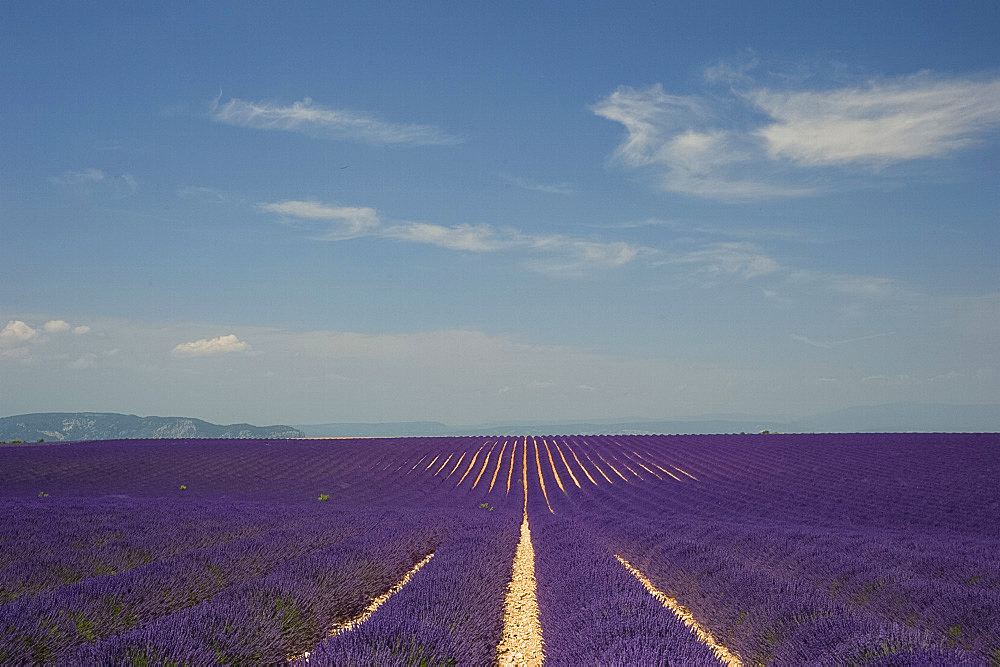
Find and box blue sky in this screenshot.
[2,1,999,425]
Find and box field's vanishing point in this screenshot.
[1,433,999,665]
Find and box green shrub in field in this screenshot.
[318,494,330,501]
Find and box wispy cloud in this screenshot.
[260,201,380,240]
[593,72,1000,201]
[51,169,137,198]
[499,173,575,195]
[70,353,98,370]
[591,85,814,201]
[51,168,105,186]
[751,75,1000,166]
[172,334,251,358]
[384,221,642,271]
[211,96,461,146]
[607,217,814,242]
[525,235,640,273]
[176,186,231,204]
[791,332,895,349]
[667,242,779,280]
[382,222,504,252]
[787,270,901,298]
[259,199,646,273]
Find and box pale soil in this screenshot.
[289,552,435,664]
[497,516,545,666]
[615,555,741,666]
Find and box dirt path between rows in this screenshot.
[497,515,544,666]
[289,552,435,664]
[615,555,741,666]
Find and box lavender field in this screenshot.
[2,433,999,665]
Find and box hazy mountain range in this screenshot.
[2,403,996,443]
[0,413,303,442]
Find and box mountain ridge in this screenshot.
[0,412,303,442]
[2,402,997,442]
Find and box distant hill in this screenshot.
[0,413,303,442]
[4,402,996,443]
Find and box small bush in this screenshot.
[318,494,330,501]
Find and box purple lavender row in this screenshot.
[302,510,521,665]
[595,516,981,664]
[0,497,305,604]
[628,432,1000,537]
[530,513,723,665]
[568,474,1000,658]
[569,434,1000,659]
[562,435,993,663]
[0,437,475,503]
[0,512,366,664]
[701,522,1000,656]
[71,513,447,665]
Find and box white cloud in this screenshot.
[51,168,137,198]
[526,235,641,272]
[260,201,380,240]
[2,314,997,425]
[177,186,229,203]
[791,332,894,349]
[592,85,814,201]
[172,334,251,358]
[70,353,98,370]
[383,222,504,252]
[43,320,71,333]
[594,72,1000,201]
[211,96,461,146]
[0,346,31,361]
[259,199,646,272]
[751,75,1000,166]
[825,275,898,298]
[786,269,902,300]
[703,55,759,85]
[0,320,37,346]
[73,325,91,335]
[500,173,575,195]
[51,168,105,186]
[669,242,779,280]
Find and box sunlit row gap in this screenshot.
[385,437,699,503]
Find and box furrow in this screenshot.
[533,438,555,514]
[615,555,741,667]
[456,442,488,487]
[434,453,454,476]
[294,552,436,662]
[446,452,467,479]
[579,442,614,484]
[552,440,581,488]
[489,440,509,493]
[471,440,498,490]
[496,516,544,666]
[542,439,567,495]
[562,440,598,486]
